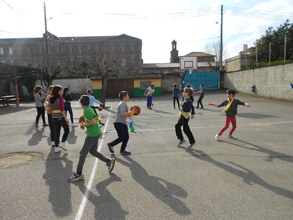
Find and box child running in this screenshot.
[45,85,54,147]
[195,84,205,109]
[209,89,251,140]
[68,95,115,182]
[107,91,138,155]
[175,87,196,148]
[49,85,70,153]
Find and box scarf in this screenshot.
[222,98,234,112]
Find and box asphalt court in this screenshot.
[0,91,293,220]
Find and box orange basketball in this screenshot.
[79,115,85,123]
[130,105,141,116]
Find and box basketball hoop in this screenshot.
[185,66,193,74]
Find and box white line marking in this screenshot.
[75,110,112,220]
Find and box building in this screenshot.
[225,44,255,72]
[0,34,142,76]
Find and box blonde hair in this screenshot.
[184,87,193,97]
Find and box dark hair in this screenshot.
[80,95,90,106]
[226,89,237,95]
[63,87,69,98]
[119,91,128,100]
[184,87,193,97]
[200,84,204,87]
[87,89,92,94]
[173,83,177,87]
[50,85,62,104]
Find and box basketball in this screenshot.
[98,107,103,111]
[79,115,85,123]
[130,105,141,116]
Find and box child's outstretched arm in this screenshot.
[244,103,251,107]
[208,103,219,107]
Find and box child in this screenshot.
[195,84,205,109]
[63,87,78,127]
[209,89,251,140]
[68,95,115,182]
[49,85,70,153]
[86,89,104,126]
[175,87,196,148]
[107,91,138,155]
[172,83,180,110]
[45,85,54,147]
[34,85,48,127]
[144,85,155,109]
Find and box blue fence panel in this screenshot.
[184,71,219,90]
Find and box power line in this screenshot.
[1,0,20,15]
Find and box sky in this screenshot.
[0,0,292,63]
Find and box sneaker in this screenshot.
[43,123,49,127]
[54,147,62,153]
[228,135,237,140]
[59,142,67,151]
[71,123,79,127]
[51,141,55,147]
[106,158,116,173]
[215,134,221,141]
[107,144,114,153]
[187,142,196,148]
[68,172,84,182]
[120,150,131,155]
[177,140,185,146]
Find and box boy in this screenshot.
[195,84,205,109]
[107,91,137,155]
[144,85,155,109]
[68,95,115,182]
[172,83,180,110]
[209,89,251,140]
[175,87,196,148]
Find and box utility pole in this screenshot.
[219,4,223,71]
[43,2,49,86]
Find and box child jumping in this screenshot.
[107,91,138,155]
[68,95,115,182]
[175,87,196,148]
[209,89,251,140]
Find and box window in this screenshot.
[27,47,30,54]
[56,57,60,65]
[70,58,74,67]
[96,45,99,51]
[79,47,82,53]
[9,48,13,55]
[56,46,60,53]
[121,58,126,67]
[121,44,124,52]
[112,44,115,52]
[18,48,21,55]
[130,44,134,51]
[130,58,134,65]
[48,47,51,53]
[69,46,73,53]
[39,46,42,53]
[0,48,3,55]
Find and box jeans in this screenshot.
[109,122,129,152]
[64,103,74,123]
[147,96,153,108]
[218,116,237,136]
[52,117,69,147]
[77,136,108,175]
[175,115,195,144]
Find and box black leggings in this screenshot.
[52,117,69,147]
[36,107,46,125]
[173,96,180,109]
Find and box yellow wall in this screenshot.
[134,79,161,88]
[92,80,102,89]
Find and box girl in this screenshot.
[63,87,77,126]
[45,85,55,147]
[34,85,48,127]
[50,85,70,153]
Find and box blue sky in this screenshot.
[0,0,292,63]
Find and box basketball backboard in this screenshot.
[180,56,197,71]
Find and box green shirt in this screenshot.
[84,106,101,137]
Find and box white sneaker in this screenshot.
[59,142,67,151]
[71,123,79,127]
[215,134,221,141]
[54,147,62,153]
[51,141,55,147]
[228,135,237,140]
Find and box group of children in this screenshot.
[34,83,251,182]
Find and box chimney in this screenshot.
[243,44,248,51]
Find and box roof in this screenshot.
[183,52,215,57]
[0,34,141,45]
[142,63,180,68]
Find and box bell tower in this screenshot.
[170,40,179,63]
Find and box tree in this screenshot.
[204,40,222,70]
[254,20,293,63]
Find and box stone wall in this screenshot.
[161,73,182,92]
[224,63,293,101]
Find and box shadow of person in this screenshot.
[74,173,129,219]
[28,126,46,146]
[67,126,77,145]
[222,139,293,163]
[184,148,293,200]
[42,153,73,217]
[115,156,191,216]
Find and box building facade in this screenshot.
[0,34,142,76]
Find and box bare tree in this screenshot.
[204,40,221,70]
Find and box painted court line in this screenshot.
[75,109,112,220]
